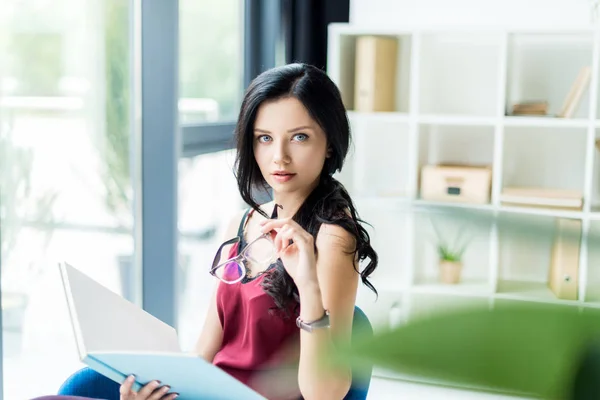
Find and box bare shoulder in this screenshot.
[316,220,356,255]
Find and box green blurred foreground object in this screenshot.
[332,302,600,399]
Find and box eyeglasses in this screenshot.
[210,232,278,284]
[210,205,282,284]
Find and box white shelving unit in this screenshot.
[327,24,600,354]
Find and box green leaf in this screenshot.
[331,302,600,399]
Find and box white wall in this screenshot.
[350,0,595,28]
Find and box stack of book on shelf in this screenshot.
[511,101,548,116]
[499,187,583,210]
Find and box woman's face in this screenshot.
[253,97,329,196]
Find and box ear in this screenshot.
[326,147,332,158]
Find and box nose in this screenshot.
[272,140,290,165]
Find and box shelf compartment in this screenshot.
[357,203,412,295]
[418,124,495,167]
[418,32,503,116]
[345,118,411,197]
[505,32,593,119]
[412,209,493,290]
[329,33,412,113]
[417,124,495,204]
[501,126,587,205]
[496,212,582,304]
[497,213,553,288]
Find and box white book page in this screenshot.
[60,262,181,357]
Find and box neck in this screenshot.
[272,177,322,219]
[271,193,307,219]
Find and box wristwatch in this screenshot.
[296,310,330,332]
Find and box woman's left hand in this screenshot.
[260,217,317,288]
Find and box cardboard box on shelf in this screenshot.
[420,164,492,204]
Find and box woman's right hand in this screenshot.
[120,375,178,400]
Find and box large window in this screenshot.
[179,0,243,124]
[0,0,136,398]
[176,0,246,350]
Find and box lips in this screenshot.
[271,171,296,183]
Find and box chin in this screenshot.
[269,183,299,193]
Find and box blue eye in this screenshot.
[257,135,272,143]
[293,133,308,142]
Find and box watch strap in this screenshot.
[296,310,330,332]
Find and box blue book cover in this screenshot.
[85,352,265,400]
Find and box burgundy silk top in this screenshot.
[211,208,300,398]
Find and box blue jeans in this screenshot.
[33,365,369,400]
[37,367,120,400]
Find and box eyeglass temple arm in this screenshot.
[211,236,241,271]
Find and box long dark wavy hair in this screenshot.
[233,63,378,315]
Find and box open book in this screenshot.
[59,262,266,400]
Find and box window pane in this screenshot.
[177,149,245,351]
[179,0,243,124]
[0,1,136,398]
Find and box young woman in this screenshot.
[40,63,378,400]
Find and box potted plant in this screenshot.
[437,243,466,284]
[431,218,471,284]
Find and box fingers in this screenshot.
[274,225,314,255]
[120,375,137,399]
[119,375,178,400]
[136,379,162,399]
[148,384,174,400]
[128,379,177,400]
[275,225,296,254]
[261,218,312,250]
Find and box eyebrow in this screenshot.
[254,125,314,134]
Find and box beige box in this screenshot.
[548,218,581,301]
[354,35,398,112]
[420,164,492,204]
